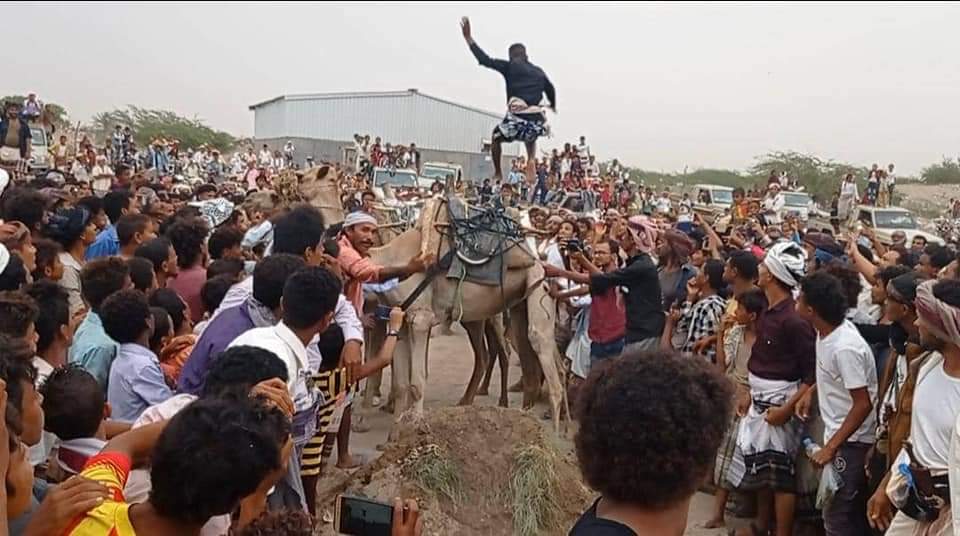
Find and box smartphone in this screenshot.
[374,305,392,321]
[335,495,393,536]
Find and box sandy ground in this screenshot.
[322,323,747,535]
[896,183,957,218]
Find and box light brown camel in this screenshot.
[294,167,565,432]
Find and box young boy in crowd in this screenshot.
[30,238,63,283]
[0,290,39,354]
[100,289,173,422]
[40,365,112,476]
[70,257,131,389]
[795,272,877,535]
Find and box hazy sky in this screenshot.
[6,2,960,174]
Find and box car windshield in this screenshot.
[30,128,46,146]
[874,210,918,229]
[711,190,734,204]
[783,193,811,207]
[420,166,455,181]
[374,169,418,188]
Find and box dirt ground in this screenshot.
[313,324,747,535]
[895,183,957,218]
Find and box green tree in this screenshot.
[747,151,866,202]
[919,157,960,184]
[90,106,236,152]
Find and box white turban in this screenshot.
[343,211,378,228]
[763,241,807,288]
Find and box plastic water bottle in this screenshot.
[802,436,821,457]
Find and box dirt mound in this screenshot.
[317,406,592,536]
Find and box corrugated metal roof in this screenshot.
[248,89,503,120]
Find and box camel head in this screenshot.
[275,165,346,225]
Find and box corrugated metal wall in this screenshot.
[253,92,519,156]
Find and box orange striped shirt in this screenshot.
[63,452,136,536]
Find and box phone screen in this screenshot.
[336,496,393,536]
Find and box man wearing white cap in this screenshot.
[761,182,786,225]
[734,241,816,536]
[337,210,432,316]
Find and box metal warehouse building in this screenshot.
[249,89,519,179]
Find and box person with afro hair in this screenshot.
[570,349,732,535]
[166,216,210,324]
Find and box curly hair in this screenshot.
[574,349,732,509]
[40,364,105,440]
[232,509,313,536]
[166,216,210,269]
[1,188,47,232]
[149,397,290,524]
[821,260,862,309]
[99,289,151,344]
[80,257,130,313]
[207,226,244,261]
[202,345,289,399]
[24,281,69,354]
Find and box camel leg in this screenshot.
[509,300,542,410]
[362,322,386,408]
[478,319,496,396]
[524,273,566,435]
[482,317,510,407]
[459,320,488,406]
[388,325,413,442]
[407,309,434,417]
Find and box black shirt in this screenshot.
[569,500,638,536]
[590,254,665,344]
[470,43,556,109]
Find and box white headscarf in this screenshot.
[343,211,378,229]
[763,241,807,288]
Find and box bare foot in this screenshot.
[702,517,725,529]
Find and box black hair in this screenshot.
[116,213,152,248]
[0,342,38,438]
[703,258,725,291]
[200,275,234,315]
[207,226,243,261]
[738,287,768,316]
[76,196,104,220]
[232,509,314,536]
[253,254,307,310]
[575,349,731,509]
[1,189,47,232]
[913,235,928,246]
[0,253,27,292]
[31,238,61,282]
[0,290,38,338]
[100,289,151,344]
[149,307,171,352]
[201,346,289,399]
[800,272,848,327]
[148,288,187,333]
[127,256,157,292]
[727,250,759,282]
[206,258,244,281]
[103,190,134,224]
[900,250,920,269]
[148,397,290,524]
[932,278,960,308]
[40,364,104,440]
[167,216,209,269]
[80,257,130,313]
[24,281,68,354]
[315,324,345,373]
[878,265,912,287]
[273,205,325,257]
[196,184,217,197]
[135,237,173,274]
[281,267,342,330]
[732,187,745,197]
[822,261,862,309]
[925,244,956,270]
[856,243,875,263]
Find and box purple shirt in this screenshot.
[748,297,816,385]
[178,303,255,395]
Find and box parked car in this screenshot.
[27,126,50,171]
[856,205,943,246]
[371,167,421,196]
[420,162,464,186]
[782,191,814,222]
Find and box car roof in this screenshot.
[858,205,910,213]
[693,184,733,190]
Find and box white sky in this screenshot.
[5,2,960,174]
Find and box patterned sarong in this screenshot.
[735,374,802,492]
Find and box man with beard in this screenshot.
[868,279,960,535]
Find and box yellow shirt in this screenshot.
[64,453,136,536]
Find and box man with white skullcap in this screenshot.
[337,210,432,316]
[734,240,816,535]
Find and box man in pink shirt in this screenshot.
[337,211,431,315]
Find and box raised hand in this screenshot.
[460,17,473,43]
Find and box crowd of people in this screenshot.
[0,157,437,534]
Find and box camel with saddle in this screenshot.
[275,166,566,434]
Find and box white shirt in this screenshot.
[258,150,272,165]
[656,196,672,214]
[761,193,785,224]
[229,322,316,415]
[840,180,858,198]
[910,353,960,471]
[815,320,878,444]
[28,357,57,467]
[577,143,590,159]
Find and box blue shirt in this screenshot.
[85,224,119,260]
[507,171,524,186]
[68,312,120,390]
[107,343,174,423]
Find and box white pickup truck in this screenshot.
[856,205,943,246]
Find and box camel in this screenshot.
[292,166,566,433]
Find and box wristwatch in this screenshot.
[386,329,401,338]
